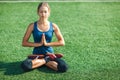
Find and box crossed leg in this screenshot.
[45,61,58,71]
[32,59,46,69]
[28,58,58,71]
[21,55,68,72]
[21,58,46,71]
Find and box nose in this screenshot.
[42,12,45,17]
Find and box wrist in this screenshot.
[44,43,49,46]
[37,43,43,47]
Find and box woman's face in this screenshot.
[38,6,50,19]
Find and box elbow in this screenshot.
[62,41,65,46]
[22,41,27,47]
[22,42,25,47]
[60,41,65,46]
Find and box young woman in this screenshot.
[21,2,68,72]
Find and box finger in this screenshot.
[41,33,44,38]
[51,54,57,58]
[42,33,45,40]
[46,53,57,58]
[42,33,45,37]
[49,53,57,58]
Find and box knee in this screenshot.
[21,59,33,71]
[55,58,68,72]
[57,63,68,72]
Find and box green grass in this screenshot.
[0,0,120,2]
[0,2,120,80]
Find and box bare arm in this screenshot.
[22,23,43,47]
[43,23,65,47]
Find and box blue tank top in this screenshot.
[32,21,54,54]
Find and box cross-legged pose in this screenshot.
[21,2,68,72]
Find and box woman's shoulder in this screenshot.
[52,23,57,26]
[28,21,37,27]
[51,22,59,30]
[29,23,34,26]
[27,22,34,30]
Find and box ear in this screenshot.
[48,10,50,17]
[37,11,39,15]
[48,13,50,17]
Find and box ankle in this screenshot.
[44,56,50,63]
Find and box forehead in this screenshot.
[39,6,49,11]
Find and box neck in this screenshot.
[38,18,48,25]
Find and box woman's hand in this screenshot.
[42,33,48,46]
[46,53,57,59]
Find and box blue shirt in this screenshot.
[32,21,54,54]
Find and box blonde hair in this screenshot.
[37,2,50,13]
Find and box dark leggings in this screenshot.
[55,58,68,72]
[21,58,68,72]
[21,59,33,71]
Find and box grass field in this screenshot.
[0,2,120,80]
[0,0,120,2]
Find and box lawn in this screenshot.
[0,2,120,80]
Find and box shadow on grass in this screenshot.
[0,61,58,76]
[0,61,25,75]
[37,65,58,74]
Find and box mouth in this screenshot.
[41,16,45,17]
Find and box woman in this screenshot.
[21,2,68,72]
